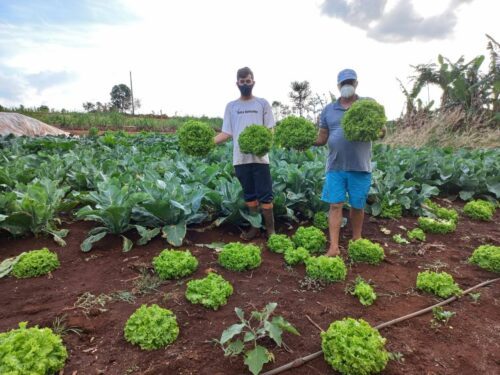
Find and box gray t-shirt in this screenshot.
[222,97,275,166]
[319,98,372,172]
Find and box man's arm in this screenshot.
[379,125,387,139]
[314,128,329,146]
[214,131,232,145]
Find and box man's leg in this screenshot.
[350,207,364,240]
[235,164,261,240]
[321,171,347,256]
[346,172,372,241]
[326,203,344,256]
[254,164,275,236]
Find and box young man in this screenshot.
[214,67,276,239]
[315,68,385,256]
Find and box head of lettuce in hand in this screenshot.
[341,100,387,142]
[238,125,273,157]
[274,115,316,150]
[178,120,216,157]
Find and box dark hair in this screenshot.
[237,67,254,80]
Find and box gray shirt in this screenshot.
[222,97,275,166]
[319,98,372,172]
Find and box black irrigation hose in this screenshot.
[261,277,500,375]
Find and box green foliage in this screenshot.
[416,270,462,298]
[185,272,233,310]
[463,199,496,221]
[11,248,60,278]
[305,255,347,283]
[274,116,317,150]
[218,242,262,271]
[152,249,198,280]
[215,303,299,375]
[124,304,179,350]
[0,322,68,374]
[407,228,426,242]
[348,239,385,265]
[88,126,99,137]
[417,217,456,233]
[321,318,389,375]
[469,244,500,273]
[238,125,273,157]
[177,120,216,157]
[292,226,327,254]
[267,234,294,254]
[313,211,329,230]
[341,100,387,142]
[350,277,377,306]
[284,247,310,266]
[380,199,402,219]
[423,199,459,222]
[392,234,409,245]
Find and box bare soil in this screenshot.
[1,202,499,375]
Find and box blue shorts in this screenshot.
[321,171,371,209]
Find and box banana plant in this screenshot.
[76,178,148,252]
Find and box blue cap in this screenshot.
[337,69,357,84]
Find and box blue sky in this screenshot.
[0,0,498,120]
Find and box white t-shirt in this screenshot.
[222,97,275,165]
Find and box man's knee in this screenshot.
[330,203,343,211]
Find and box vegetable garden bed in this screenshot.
[1,206,499,374]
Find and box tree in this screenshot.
[289,81,311,117]
[110,84,132,112]
[82,102,96,112]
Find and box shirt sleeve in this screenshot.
[262,99,276,129]
[221,102,232,135]
[319,106,328,129]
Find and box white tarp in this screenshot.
[0,112,70,137]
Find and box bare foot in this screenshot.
[325,247,340,257]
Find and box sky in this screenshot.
[0,0,498,120]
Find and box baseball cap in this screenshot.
[337,69,357,84]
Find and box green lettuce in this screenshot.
[469,244,500,273]
[348,239,385,265]
[0,322,68,374]
[416,270,462,298]
[11,248,60,278]
[321,318,388,375]
[152,249,198,280]
[124,304,179,350]
[305,255,347,282]
[218,242,262,271]
[238,125,273,156]
[292,226,326,254]
[185,272,233,310]
[341,100,387,142]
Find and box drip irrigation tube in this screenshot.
[261,277,499,375]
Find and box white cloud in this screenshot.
[0,0,498,120]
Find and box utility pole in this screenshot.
[130,71,135,115]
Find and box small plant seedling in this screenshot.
[388,351,405,364]
[51,314,82,336]
[431,307,456,327]
[392,234,409,245]
[214,303,300,375]
[469,292,481,304]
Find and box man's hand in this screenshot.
[214,132,232,145]
[314,128,328,146]
[379,125,387,139]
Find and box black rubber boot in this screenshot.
[241,205,261,241]
[261,207,275,237]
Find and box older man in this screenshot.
[315,69,384,256]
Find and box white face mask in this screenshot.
[340,84,355,98]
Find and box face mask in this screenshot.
[340,84,355,98]
[238,84,254,97]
